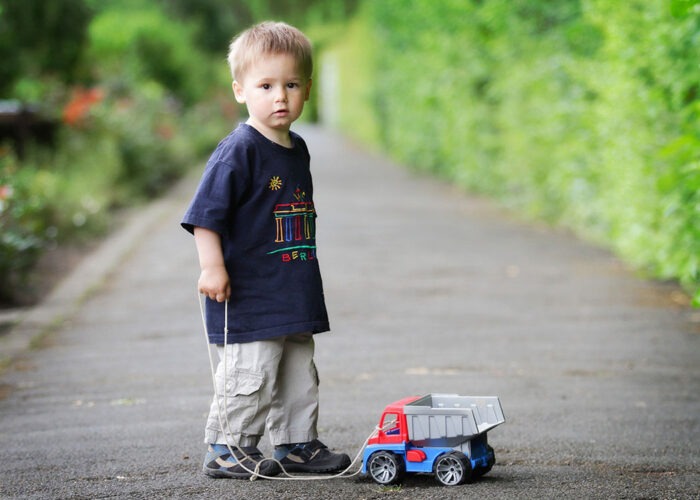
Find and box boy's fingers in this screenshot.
[198,285,229,302]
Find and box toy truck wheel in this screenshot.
[367,451,405,485]
[473,445,495,478]
[434,451,472,486]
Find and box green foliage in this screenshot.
[313,5,381,147]
[0,136,114,303]
[0,84,230,303]
[95,86,192,198]
[87,5,214,105]
[0,152,50,302]
[161,0,360,55]
[0,0,92,94]
[329,0,700,303]
[0,0,363,304]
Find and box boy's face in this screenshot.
[233,53,312,145]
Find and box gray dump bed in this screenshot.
[404,394,505,448]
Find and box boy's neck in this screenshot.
[246,119,293,148]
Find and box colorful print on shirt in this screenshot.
[268,184,316,263]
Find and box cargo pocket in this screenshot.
[227,369,264,396]
[218,369,265,431]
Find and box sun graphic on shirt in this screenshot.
[269,176,283,191]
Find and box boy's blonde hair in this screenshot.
[227,21,313,82]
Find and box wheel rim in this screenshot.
[370,454,397,484]
[435,455,464,486]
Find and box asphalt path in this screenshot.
[1,126,698,499]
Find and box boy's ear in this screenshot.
[232,81,245,103]
[304,78,312,101]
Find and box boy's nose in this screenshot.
[275,88,288,102]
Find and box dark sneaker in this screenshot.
[202,444,280,479]
[275,439,351,473]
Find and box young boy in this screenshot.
[181,21,350,479]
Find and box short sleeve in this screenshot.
[181,136,253,235]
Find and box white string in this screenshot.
[198,291,381,481]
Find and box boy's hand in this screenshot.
[198,265,231,302]
[193,227,230,302]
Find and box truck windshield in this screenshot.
[382,413,400,435]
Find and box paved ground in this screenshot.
[0,126,698,499]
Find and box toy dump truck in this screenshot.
[362,393,505,486]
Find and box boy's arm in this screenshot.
[194,227,231,302]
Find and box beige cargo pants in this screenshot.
[204,333,319,447]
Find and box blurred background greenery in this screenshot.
[1,0,698,306]
[0,0,356,304]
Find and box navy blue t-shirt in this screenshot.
[181,124,330,343]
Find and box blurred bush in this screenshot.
[0,0,231,304]
[0,150,51,303]
[0,0,361,304]
[86,5,215,105]
[0,0,92,96]
[324,0,700,304]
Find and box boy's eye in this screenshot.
[261,83,272,90]
[287,82,299,89]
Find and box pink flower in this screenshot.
[0,184,12,201]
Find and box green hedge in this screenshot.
[0,0,361,304]
[0,2,231,304]
[327,0,700,304]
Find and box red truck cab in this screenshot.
[368,396,416,446]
